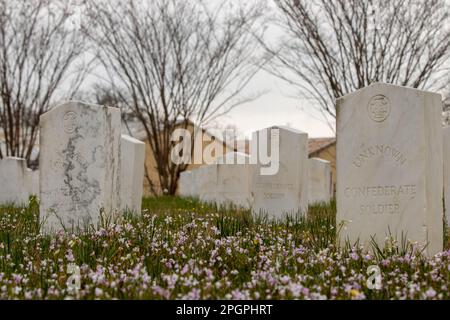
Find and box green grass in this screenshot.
[0,196,449,300]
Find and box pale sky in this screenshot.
[206,0,336,139]
[210,0,450,140]
[79,0,336,140]
[77,0,448,141]
[211,69,335,140]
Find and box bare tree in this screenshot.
[85,0,265,195]
[89,83,138,137]
[267,0,450,127]
[0,0,92,165]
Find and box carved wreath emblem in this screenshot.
[367,95,390,122]
[63,111,77,134]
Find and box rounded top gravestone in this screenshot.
[336,83,443,256]
[251,125,309,218]
[39,101,121,231]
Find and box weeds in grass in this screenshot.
[0,197,449,299]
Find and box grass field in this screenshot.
[0,196,449,300]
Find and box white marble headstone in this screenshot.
[39,101,121,230]
[0,157,29,205]
[443,126,450,224]
[26,168,39,197]
[179,170,193,197]
[337,83,443,256]
[120,134,145,214]
[192,164,218,204]
[215,152,253,209]
[252,126,308,218]
[308,158,332,205]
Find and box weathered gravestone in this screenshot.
[39,101,121,230]
[0,157,30,205]
[191,164,218,204]
[308,158,332,205]
[443,126,450,224]
[120,134,145,213]
[214,152,253,208]
[179,170,193,197]
[251,126,308,218]
[336,83,443,256]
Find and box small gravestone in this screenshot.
[215,152,253,208]
[39,101,121,230]
[26,168,39,196]
[179,170,193,197]
[443,126,450,224]
[192,164,218,204]
[120,134,145,213]
[0,157,29,205]
[337,83,443,256]
[308,158,332,205]
[252,126,308,218]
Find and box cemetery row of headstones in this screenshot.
[0,83,448,257]
[181,83,448,257]
[179,126,333,217]
[0,157,38,205]
[0,101,146,231]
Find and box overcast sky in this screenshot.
[80,0,449,140]
[209,0,450,140]
[79,0,335,140]
[210,0,335,140]
[211,69,335,140]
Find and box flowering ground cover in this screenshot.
[0,196,449,300]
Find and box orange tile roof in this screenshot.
[308,137,336,155]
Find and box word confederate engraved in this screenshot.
[344,185,417,198]
[344,184,416,215]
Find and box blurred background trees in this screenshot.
[0,0,92,166]
[84,0,266,195]
[267,0,450,125]
[0,0,449,192]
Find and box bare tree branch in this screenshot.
[267,0,450,129]
[0,0,92,166]
[84,0,266,195]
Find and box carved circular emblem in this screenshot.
[63,111,77,134]
[367,95,390,122]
